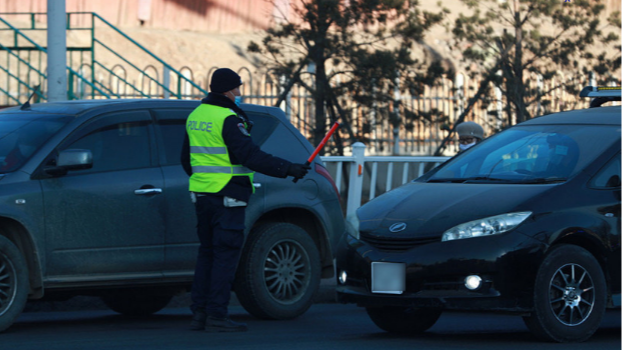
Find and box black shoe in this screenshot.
[205,316,248,333]
[190,309,207,331]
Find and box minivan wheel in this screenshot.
[235,222,321,320]
[366,306,441,334]
[0,235,29,333]
[101,291,173,316]
[523,244,606,343]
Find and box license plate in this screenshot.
[371,262,405,294]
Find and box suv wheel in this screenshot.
[0,235,29,332]
[101,291,173,316]
[366,306,441,334]
[235,222,321,320]
[523,244,606,342]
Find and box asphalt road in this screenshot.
[5,304,621,350]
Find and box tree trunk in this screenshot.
[514,7,527,123]
[325,97,345,156]
[313,61,328,148]
[504,68,513,126]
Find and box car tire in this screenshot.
[235,222,321,320]
[523,244,606,343]
[366,306,441,334]
[0,235,30,333]
[101,291,173,316]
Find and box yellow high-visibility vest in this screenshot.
[186,104,254,193]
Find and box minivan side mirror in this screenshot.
[44,149,93,176]
[606,175,621,188]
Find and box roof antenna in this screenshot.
[20,85,41,111]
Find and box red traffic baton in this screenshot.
[293,121,340,183]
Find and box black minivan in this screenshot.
[336,87,621,342]
[0,99,345,332]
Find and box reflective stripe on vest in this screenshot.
[192,165,252,174]
[190,146,227,154]
[186,104,255,193]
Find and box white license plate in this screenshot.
[371,262,405,294]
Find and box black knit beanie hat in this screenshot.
[209,68,243,93]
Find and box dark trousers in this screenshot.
[190,195,245,319]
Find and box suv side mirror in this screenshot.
[58,149,93,169]
[45,149,93,176]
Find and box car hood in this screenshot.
[357,181,551,239]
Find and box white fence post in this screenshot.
[346,142,366,218]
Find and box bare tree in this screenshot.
[451,0,620,126]
[249,0,447,155]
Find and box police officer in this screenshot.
[181,68,310,332]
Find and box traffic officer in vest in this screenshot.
[181,68,310,333]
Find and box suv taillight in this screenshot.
[315,163,341,201]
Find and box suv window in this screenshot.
[590,153,621,189]
[246,111,279,146]
[59,112,152,173]
[152,109,279,166]
[152,109,192,166]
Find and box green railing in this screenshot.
[0,43,46,104]
[0,12,208,105]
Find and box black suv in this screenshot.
[0,99,344,332]
[336,86,621,342]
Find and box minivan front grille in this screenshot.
[360,232,438,251]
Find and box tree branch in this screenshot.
[273,61,309,107]
[433,59,504,156]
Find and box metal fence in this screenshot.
[234,68,603,156]
[321,143,450,217]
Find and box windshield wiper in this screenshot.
[515,177,567,184]
[428,176,513,183]
[462,176,515,183]
[427,178,467,183]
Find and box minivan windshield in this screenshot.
[0,115,70,173]
[425,124,621,184]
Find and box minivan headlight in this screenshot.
[441,212,532,241]
[345,212,360,240]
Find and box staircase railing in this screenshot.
[0,16,48,104]
[0,12,209,104]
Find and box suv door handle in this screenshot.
[253,183,262,188]
[134,188,163,195]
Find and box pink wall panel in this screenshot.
[0,0,281,33]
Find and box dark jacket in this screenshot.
[181,93,291,202]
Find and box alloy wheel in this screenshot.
[547,263,595,326]
[0,252,17,317]
[263,239,311,304]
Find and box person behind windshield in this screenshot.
[543,133,579,178]
[456,121,485,153]
[0,131,38,172]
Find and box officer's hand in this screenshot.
[287,163,311,179]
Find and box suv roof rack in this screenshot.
[580,86,622,108]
